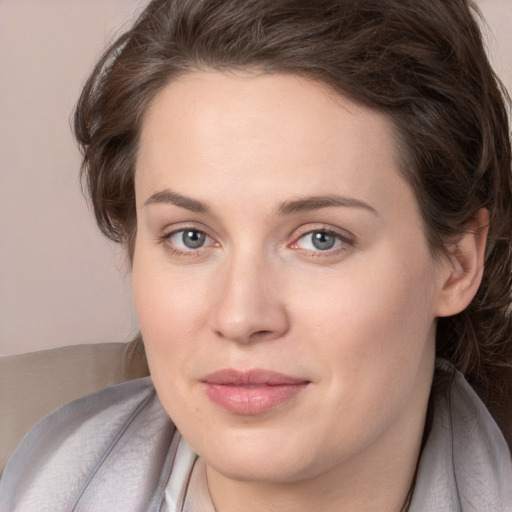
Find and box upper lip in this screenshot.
[202,369,309,386]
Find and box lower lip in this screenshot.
[203,383,308,415]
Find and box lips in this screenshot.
[201,369,309,415]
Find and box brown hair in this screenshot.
[75,0,512,434]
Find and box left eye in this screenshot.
[294,230,343,251]
[167,229,212,250]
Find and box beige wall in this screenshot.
[0,1,510,355]
[479,0,512,90]
[0,1,144,355]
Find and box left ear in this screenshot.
[434,208,489,318]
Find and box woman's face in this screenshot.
[133,71,447,483]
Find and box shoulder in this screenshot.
[411,361,512,511]
[0,377,177,512]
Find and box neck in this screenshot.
[205,407,426,512]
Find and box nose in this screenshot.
[210,253,290,344]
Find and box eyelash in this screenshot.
[158,226,354,258]
[158,227,216,257]
[289,227,353,257]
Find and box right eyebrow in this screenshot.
[143,189,209,214]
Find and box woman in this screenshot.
[1,0,511,510]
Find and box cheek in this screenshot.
[131,251,209,364]
[291,247,437,383]
[287,254,437,450]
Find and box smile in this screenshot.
[201,369,310,415]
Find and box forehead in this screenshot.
[135,71,409,215]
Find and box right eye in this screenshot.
[163,228,215,252]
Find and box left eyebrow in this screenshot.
[277,195,379,216]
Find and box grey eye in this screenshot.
[294,230,344,252]
[181,230,206,249]
[165,228,216,254]
[311,231,337,250]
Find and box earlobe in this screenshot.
[434,208,489,318]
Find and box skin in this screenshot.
[132,71,484,512]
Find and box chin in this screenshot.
[207,454,315,484]
[189,425,329,484]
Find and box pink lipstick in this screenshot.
[202,369,309,415]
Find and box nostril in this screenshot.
[214,328,280,344]
[249,330,279,342]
